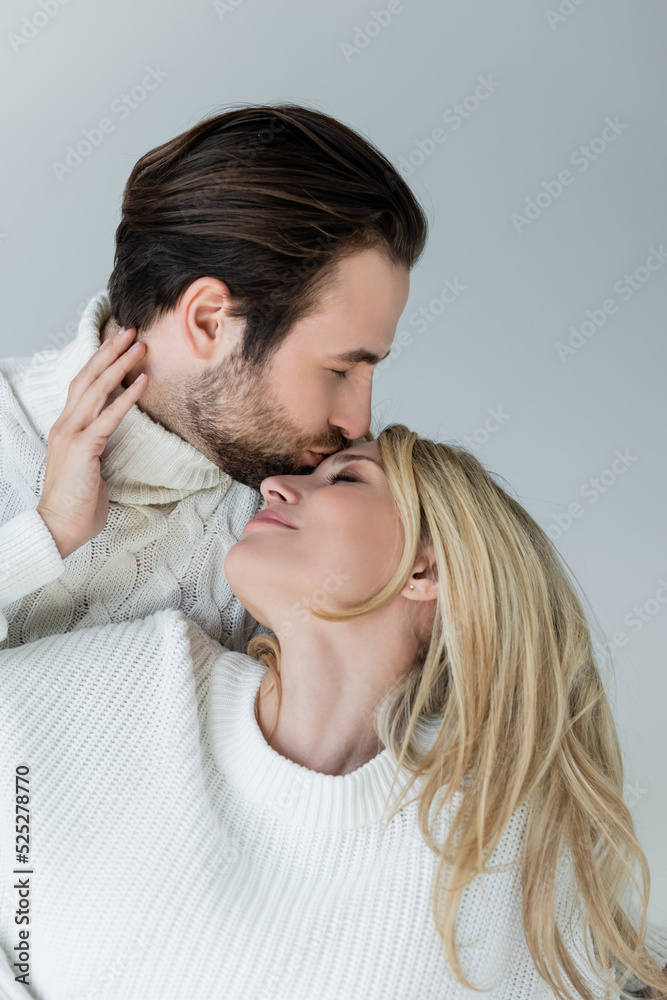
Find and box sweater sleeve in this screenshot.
[0,509,65,641]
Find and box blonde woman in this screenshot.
[1,425,666,999]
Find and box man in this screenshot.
[0,102,426,651]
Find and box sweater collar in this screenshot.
[26,291,231,504]
[208,650,417,830]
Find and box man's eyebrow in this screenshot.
[330,348,391,365]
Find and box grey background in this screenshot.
[1,0,665,924]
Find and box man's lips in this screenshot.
[244,509,298,530]
[303,449,338,466]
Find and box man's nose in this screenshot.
[330,382,373,442]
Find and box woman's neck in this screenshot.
[254,614,417,776]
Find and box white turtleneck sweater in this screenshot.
[2,608,657,1000]
[0,290,267,650]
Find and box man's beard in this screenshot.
[144,351,350,491]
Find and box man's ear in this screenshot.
[179,276,246,362]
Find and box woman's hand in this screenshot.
[36,326,148,559]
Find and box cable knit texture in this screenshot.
[0,291,267,650]
[0,609,633,999]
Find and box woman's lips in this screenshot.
[243,509,297,530]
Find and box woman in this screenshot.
[1,426,666,999]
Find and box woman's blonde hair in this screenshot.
[247,423,665,999]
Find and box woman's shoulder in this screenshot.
[0,609,222,705]
[154,610,265,673]
[0,607,194,664]
[0,608,265,690]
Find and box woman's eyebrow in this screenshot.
[326,453,382,470]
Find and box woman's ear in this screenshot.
[402,545,438,601]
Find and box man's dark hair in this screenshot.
[108,102,429,367]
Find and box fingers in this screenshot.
[65,336,147,432]
[65,326,137,409]
[86,373,149,445]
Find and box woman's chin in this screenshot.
[228,582,268,629]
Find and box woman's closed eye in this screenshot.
[325,470,359,484]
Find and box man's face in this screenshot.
[163,248,411,490]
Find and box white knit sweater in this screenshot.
[0,609,647,1000]
[1,299,665,998]
[0,290,266,650]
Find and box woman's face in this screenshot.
[224,439,405,635]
